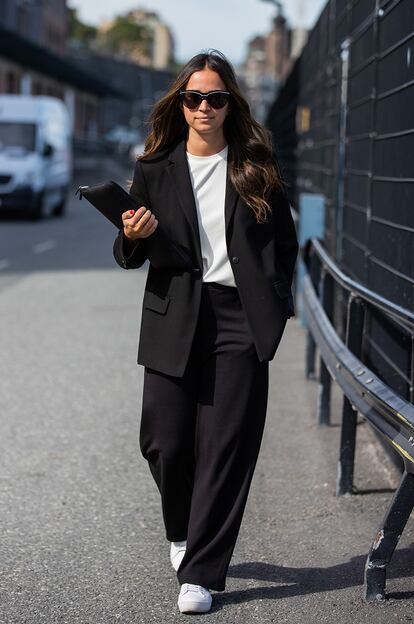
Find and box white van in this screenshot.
[0,94,73,219]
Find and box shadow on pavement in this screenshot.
[218,548,413,605]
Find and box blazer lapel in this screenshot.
[165,137,239,268]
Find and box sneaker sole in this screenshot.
[178,601,212,614]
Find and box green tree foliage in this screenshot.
[101,16,151,56]
[67,7,97,45]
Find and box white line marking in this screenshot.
[32,240,56,254]
[0,258,10,270]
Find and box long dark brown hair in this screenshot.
[135,48,287,224]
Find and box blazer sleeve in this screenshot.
[112,159,149,270]
[272,187,299,287]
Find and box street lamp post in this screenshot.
[259,0,284,17]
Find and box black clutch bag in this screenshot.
[76,180,136,229]
[75,180,194,271]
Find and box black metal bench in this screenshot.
[302,237,414,601]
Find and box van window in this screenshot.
[0,122,36,152]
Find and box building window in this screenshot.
[6,72,19,94]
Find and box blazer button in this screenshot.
[232,256,240,264]
[193,267,201,273]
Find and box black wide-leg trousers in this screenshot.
[139,281,269,591]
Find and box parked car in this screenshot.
[104,125,142,157]
[0,94,73,219]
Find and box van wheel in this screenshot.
[29,192,46,220]
[53,187,68,217]
[53,198,65,217]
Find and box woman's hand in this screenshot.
[122,206,158,241]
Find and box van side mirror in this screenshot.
[43,143,54,157]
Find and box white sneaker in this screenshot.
[177,583,212,614]
[170,540,187,571]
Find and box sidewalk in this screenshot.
[230,317,413,623]
[0,265,413,623]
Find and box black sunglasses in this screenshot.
[179,90,231,110]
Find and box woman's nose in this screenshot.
[199,99,211,111]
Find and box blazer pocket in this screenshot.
[272,280,295,318]
[272,280,291,298]
[143,290,171,315]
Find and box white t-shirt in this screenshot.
[186,144,236,288]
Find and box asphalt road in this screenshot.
[0,156,132,280]
[0,159,413,622]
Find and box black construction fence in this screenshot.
[266,0,413,411]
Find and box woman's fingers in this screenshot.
[122,206,158,239]
[122,206,146,225]
[141,212,157,229]
[139,215,159,238]
[135,210,155,234]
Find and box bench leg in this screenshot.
[317,359,331,426]
[305,331,316,379]
[336,396,357,495]
[364,470,414,601]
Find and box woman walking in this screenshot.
[112,49,299,614]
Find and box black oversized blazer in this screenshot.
[113,136,299,377]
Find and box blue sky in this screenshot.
[68,0,328,67]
